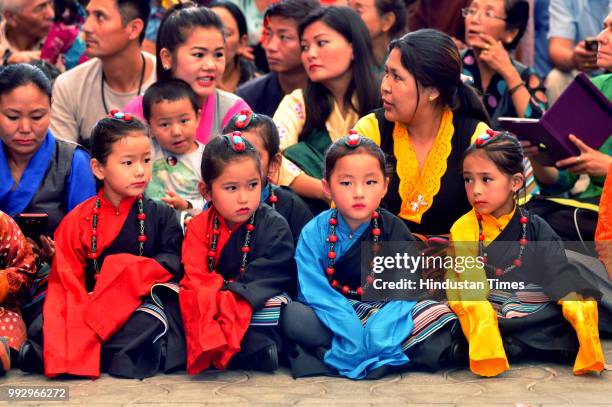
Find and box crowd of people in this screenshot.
[0,0,610,381]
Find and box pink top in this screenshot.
[124,88,250,144]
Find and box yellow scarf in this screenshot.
[394,109,454,223]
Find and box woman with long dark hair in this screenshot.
[273,6,380,212]
[354,29,491,235]
[124,2,250,144]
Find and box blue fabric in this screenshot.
[534,0,553,78]
[548,0,610,42]
[63,29,86,70]
[65,146,96,211]
[261,183,271,203]
[146,5,165,42]
[0,132,95,218]
[295,209,416,379]
[0,132,54,216]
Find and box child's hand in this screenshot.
[161,191,190,211]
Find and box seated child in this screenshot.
[18,113,185,379]
[448,131,605,377]
[282,133,462,379]
[180,133,296,374]
[0,211,36,375]
[143,79,205,218]
[223,110,313,246]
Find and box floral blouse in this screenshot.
[461,49,548,129]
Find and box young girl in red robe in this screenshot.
[223,110,313,247]
[180,133,296,374]
[19,112,185,379]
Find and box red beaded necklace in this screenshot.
[89,195,147,274]
[326,209,381,297]
[207,212,256,274]
[477,209,528,277]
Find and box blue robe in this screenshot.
[295,209,417,379]
[0,131,95,232]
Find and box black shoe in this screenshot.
[229,343,279,372]
[441,323,469,366]
[444,339,469,366]
[503,337,528,362]
[249,344,279,372]
[18,341,44,374]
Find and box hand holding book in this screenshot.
[554,135,612,177]
[499,73,612,166]
[523,134,612,178]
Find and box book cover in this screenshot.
[499,73,612,166]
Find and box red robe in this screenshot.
[43,192,173,378]
[180,207,252,375]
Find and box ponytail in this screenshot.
[453,82,491,126]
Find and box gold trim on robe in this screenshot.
[394,109,454,223]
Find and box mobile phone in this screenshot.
[584,37,598,52]
[15,213,48,245]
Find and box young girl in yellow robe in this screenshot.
[448,131,605,377]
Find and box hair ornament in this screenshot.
[108,109,134,121]
[344,130,363,148]
[234,109,253,130]
[227,131,246,152]
[475,129,501,147]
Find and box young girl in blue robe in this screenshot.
[282,133,463,379]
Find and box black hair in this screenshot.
[375,0,407,39]
[117,0,151,44]
[156,2,225,82]
[502,0,529,50]
[142,78,200,122]
[90,115,149,165]
[324,135,386,181]
[463,131,524,176]
[264,0,321,23]
[208,0,248,68]
[298,6,380,139]
[54,0,87,24]
[389,29,490,125]
[0,63,52,102]
[223,113,280,161]
[201,133,262,186]
[208,1,248,39]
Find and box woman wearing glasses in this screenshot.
[461,0,547,128]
